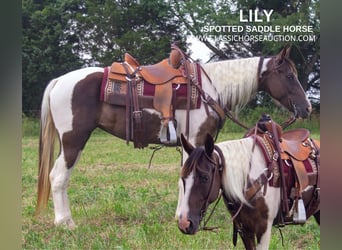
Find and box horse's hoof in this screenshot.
[55,217,76,230]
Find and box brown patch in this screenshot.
[195,115,220,146]
[62,71,166,168]
[227,196,269,248]
[62,72,103,168]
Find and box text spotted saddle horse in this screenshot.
[103,43,213,148]
[244,114,320,226]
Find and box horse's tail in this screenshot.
[35,79,58,215]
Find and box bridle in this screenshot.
[225,56,298,131]
[198,146,225,231]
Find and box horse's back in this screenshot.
[50,67,103,98]
[55,67,104,84]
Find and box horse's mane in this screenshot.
[202,57,260,115]
[284,57,298,75]
[216,137,256,204]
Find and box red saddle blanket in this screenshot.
[100,66,202,110]
[270,158,317,188]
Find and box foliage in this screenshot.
[72,0,185,66]
[22,0,84,114]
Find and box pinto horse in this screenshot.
[36,46,311,229]
[176,123,320,249]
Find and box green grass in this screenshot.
[22,113,320,249]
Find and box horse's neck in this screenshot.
[217,137,266,204]
[202,57,260,115]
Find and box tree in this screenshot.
[22,0,83,115]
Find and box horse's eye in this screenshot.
[199,174,209,183]
[287,73,294,80]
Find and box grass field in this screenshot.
[22,114,320,249]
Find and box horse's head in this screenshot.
[259,46,312,119]
[176,134,221,235]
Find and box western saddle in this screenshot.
[245,114,320,225]
[106,43,225,148]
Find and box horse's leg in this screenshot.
[257,187,281,249]
[49,152,77,228]
[314,210,320,225]
[238,229,256,250]
[48,68,102,228]
[256,220,273,250]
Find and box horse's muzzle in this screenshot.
[295,104,312,119]
[177,214,198,235]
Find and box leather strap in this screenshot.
[245,174,268,201]
[170,43,191,139]
[122,62,144,148]
[122,63,132,145]
[193,84,226,130]
[257,56,264,85]
[131,80,144,148]
[271,121,290,216]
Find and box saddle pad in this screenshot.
[270,158,316,188]
[100,66,202,109]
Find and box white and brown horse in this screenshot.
[176,129,320,249]
[36,46,311,229]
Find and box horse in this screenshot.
[176,119,320,250]
[36,46,312,229]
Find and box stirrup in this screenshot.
[168,120,177,144]
[293,198,307,224]
[160,120,177,144]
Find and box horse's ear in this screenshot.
[276,45,291,63]
[284,45,291,58]
[204,134,215,156]
[181,133,194,155]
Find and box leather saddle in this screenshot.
[250,114,320,223]
[110,54,188,84]
[281,128,311,161]
[107,46,195,146]
[256,116,317,190]
[109,52,192,123]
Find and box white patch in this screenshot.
[257,186,281,249]
[49,67,103,135]
[175,178,185,220]
[49,150,82,228]
[259,58,272,78]
[176,171,195,220]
